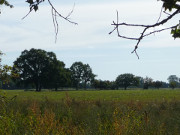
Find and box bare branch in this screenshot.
[47,0,77,25]
[47,0,77,42]
[143,25,178,38]
[22,7,34,20]
[66,3,75,19]
[110,8,180,59]
[23,0,78,43]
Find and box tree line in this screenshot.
[0,48,178,91]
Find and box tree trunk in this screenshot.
[76,85,78,90]
[84,81,87,90]
[35,83,39,92]
[35,81,41,92]
[39,84,42,92]
[55,83,58,91]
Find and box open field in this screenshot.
[1,89,180,134]
[4,89,180,102]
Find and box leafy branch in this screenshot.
[0,0,13,14]
[109,0,180,59]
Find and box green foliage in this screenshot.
[161,0,180,11]
[70,62,95,90]
[116,73,139,90]
[169,81,177,89]
[13,48,60,91]
[143,76,153,89]
[0,52,16,87]
[153,81,163,89]
[160,0,180,39]
[0,0,13,8]
[93,80,117,90]
[0,65,12,84]
[26,0,45,12]
[171,25,180,39]
[70,62,84,90]
[167,75,179,89]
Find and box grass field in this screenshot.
[1,89,180,134]
[4,89,180,102]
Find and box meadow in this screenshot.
[1,89,180,134]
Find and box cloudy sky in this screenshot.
[0,0,179,82]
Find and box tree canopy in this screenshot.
[70,62,95,90]
[115,73,139,90]
[13,48,60,91]
[167,75,179,89]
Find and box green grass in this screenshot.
[1,89,180,134]
[3,89,180,102]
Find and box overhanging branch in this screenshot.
[110,7,180,59]
[23,0,78,43]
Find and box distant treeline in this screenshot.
[0,48,179,91]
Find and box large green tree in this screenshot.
[115,73,139,90]
[13,48,58,91]
[143,76,153,89]
[70,62,95,90]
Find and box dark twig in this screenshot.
[47,0,77,42]
[157,5,164,23]
[47,0,77,25]
[22,0,43,20]
[22,8,34,20]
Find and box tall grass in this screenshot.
[0,90,180,134]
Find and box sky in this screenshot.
[0,0,179,82]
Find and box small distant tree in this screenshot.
[161,82,169,88]
[168,75,179,82]
[93,79,116,90]
[93,79,100,89]
[115,73,139,90]
[153,81,163,89]
[169,81,177,89]
[82,64,96,89]
[70,62,95,90]
[136,76,144,88]
[110,81,118,90]
[70,62,84,90]
[143,76,153,89]
[167,75,179,89]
